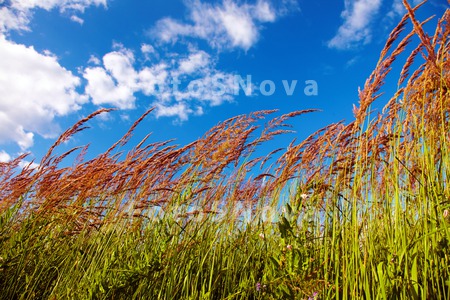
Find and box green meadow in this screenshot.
[0,3,449,299]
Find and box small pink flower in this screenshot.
[256,282,261,291]
[444,209,449,218]
[259,233,265,240]
[286,244,293,250]
[308,291,319,300]
[300,193,309,200]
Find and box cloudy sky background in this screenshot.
[0,0,447,166]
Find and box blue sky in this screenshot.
[0,0,447,166]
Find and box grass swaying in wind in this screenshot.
[0,1,449,299]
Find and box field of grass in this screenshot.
[0,2,449,299]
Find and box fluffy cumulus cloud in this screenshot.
[328,0,382,50]
[0,0,288,151]
[0,37,87,150]
[151,0,294,51]
[84,45,139,109]
[0,150,11,163]
[0,0,109,151]
[83,44,239,121]
[0,0,107,32]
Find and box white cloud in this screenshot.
[0,0,250,149]
[392,0,406,15]
[154,102,193,121]
[0,0,108,33]
[70,15,84,25]
[84,45,140,109]
[173,72,236,106]
[138,64,168,97]
[254,0,277,22]
[328,0,382,50]
[153,18,193,44]
[83,66,136,109]
[386,0,422,20]
[120,114,130,121]
[102,46,137,86]
[141,43,155,54]
[88,54,101,65]
[0,150,11,163]
[141,43,159,61]
[177,51,210,75]
[0,6,30,32]
[83,45,239,121]
[345,56,360,68]
[9,0,107,12]
[219,2,258,49]
[0,37,87,150]
[385,0,406,21]
[151,0,287,51]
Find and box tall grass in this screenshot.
[0,1,449,299]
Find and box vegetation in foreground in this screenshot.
[0,2,449,299]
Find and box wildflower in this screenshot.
[300,193,309,200]
[286,244,292,250]
[256,283,266,292]
[308,291,318,300]
[444,209,449,218]
[259,233,265,240]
